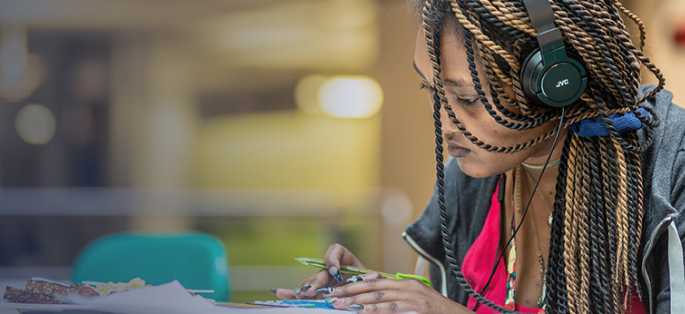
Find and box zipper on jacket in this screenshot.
[402,232,448,297]
[642,215,673,314]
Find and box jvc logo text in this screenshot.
[556,79,569,88]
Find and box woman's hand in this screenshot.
[272,243,366,300]
[321,272,473,314]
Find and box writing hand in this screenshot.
[272,243,366,300]
[322,272,474,314]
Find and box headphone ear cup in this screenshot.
[520,49,588,108]
[521,49,546,107]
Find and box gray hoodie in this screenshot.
[403,85,685,313]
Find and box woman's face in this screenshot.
[413,21,565,178]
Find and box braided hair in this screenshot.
[413,0,663,313]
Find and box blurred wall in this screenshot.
[0,0,423,278]
[626,0,685,106]
[375,0,436,221]
[373,0,436,271]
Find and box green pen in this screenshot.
[295,257,432,288]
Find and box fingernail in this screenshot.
[350,304,365,311]
[329,266,343,282]
[270,288,278,295]
[324,297,338,305]
[316,287,333,295]
[300,284,312,292]
[346,275,364,283]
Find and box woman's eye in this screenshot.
[457,97,479,106]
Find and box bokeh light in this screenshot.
[15,103,57,145]
[317,76,383,119]
[0,26,45,102]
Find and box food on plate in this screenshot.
[3,278,99,304]
[3,287,67,304]
[92,278,146,295]
[25,279,99,297]
[3,277,151,305]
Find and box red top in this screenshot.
[459,185,647,314]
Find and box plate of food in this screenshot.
[1,277,159,313]
[1,277,100,312]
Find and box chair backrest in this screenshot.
[71,231,230,302]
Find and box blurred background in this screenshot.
[0,0,683,304]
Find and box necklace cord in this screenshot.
[525,173,548,307]
[522,158,561,169]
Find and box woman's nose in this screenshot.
[439,106,459,137]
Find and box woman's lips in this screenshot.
[447,144,470,158]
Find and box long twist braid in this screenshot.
[489,0,534,36]
[611,138,630,292]
[576,136,592,314]
[562,133,578,314]
[600,136,621,312]
[611,0,646,50]
[570,135,590,314]
[546,135,571,314]
[545,135,571,313]
[587,137,610,314]
[624,132,645,300]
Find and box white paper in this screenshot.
[220,308,350,313]
[67,280,226,314]
[66,280,349,313]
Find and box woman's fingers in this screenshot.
[327,288,407,306]
[273,270,335,300]
[344,301,409,313]
[357,272,383,280]
[274,284,323,300]
[324,243,366,283]
[327,274,406,297]
[272,288,297,300]
[324,278,432,311]
[325,288,415,313]
[274,244,368,301]
[297,270,342,299]
[317,273,467,313]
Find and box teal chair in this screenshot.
[72,231,230,302]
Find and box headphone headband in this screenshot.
[522,0,566,63]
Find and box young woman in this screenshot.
[273,0,685,313]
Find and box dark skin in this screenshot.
[273,18,563,313]
[501,165,557,308]
[274,244,468,313]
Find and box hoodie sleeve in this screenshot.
[638,86,685,314]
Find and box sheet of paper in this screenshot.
[67,280,226,314]
[66,280,349,313]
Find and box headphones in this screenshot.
[520,0,587,108]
